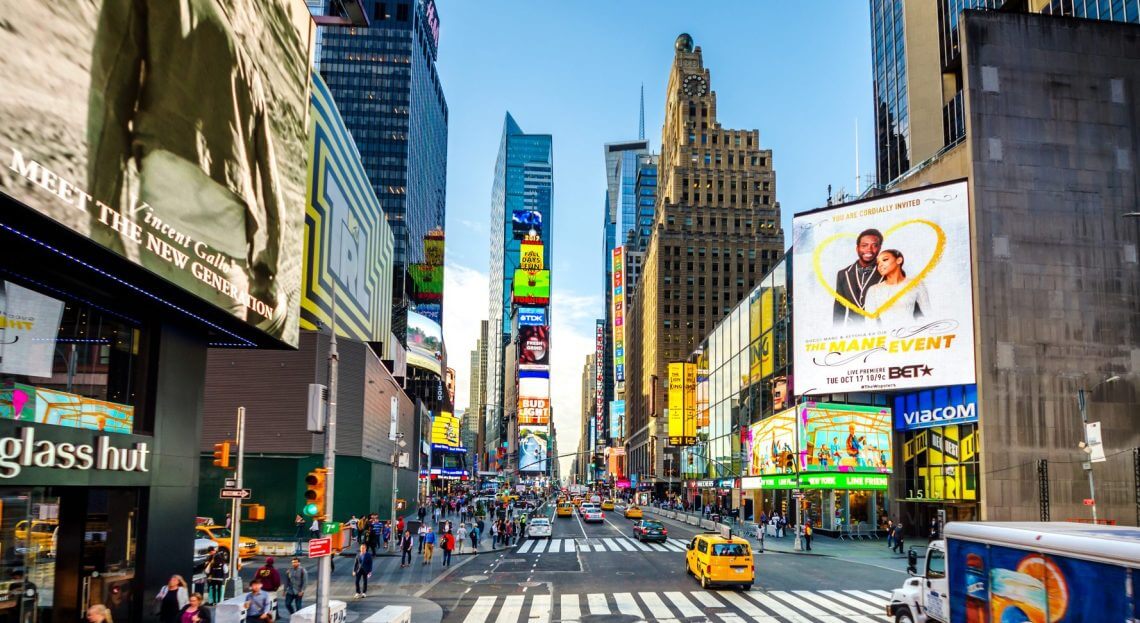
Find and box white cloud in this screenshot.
[443,263,489,414]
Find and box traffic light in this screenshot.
[303,468,328,519]
[212,441,233,469]
[246,504,266,521]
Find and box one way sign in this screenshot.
[219,488,252,500]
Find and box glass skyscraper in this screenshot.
[313,0,448,331]
[486,113,553,464]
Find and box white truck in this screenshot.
[886,522,1140,623]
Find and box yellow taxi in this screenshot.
[624,505,643,519]
[571,497,583,507]
[600,499,616,511]
[196,525,259,559]
[556,503,574,517]
[685,533,754,590]
[14,519,57,555]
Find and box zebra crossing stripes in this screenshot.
[456,589,892,623]
[514,537,687,554]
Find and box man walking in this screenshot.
[422,527,436,565]
[441,529,455,567]
[892,522,906,554]
[253,557,281,618]
[886,519,895,549]
[283,558,307,614]
[352,544,372,598]
[399,530,413,568]
[803,524,813,551]
[456,523,468,554]
[243,579,272,623]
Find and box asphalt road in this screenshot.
[423,505,903,622]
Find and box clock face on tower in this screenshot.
[682,74,708,97]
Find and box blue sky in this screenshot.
[438,2,875,474]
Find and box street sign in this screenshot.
[321,521,340,535]
[219,488,252,500]
[1083,498,1095,506]
[224,478,237,488]
[309,537,332,558]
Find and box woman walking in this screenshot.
[179,593,211,623]
[154,575,188,623]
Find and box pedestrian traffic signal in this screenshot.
[212,441,234,469]
[246,504,266,521]
[303,468,328,519]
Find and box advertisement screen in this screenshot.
[409,263,443,301]
[520,240,544,272]
[0,282,65,377]
[799,402,892,473]
[518,397,550,425]
[2,383,134,434]
[406,310,443,375]
[791,181,975,394]
[683,363,696,440]
[518,325,549,366]
[416,303,441,324]
[512,210,543,240]
[0,0,314,347]
[512,270,550,306]
[517,307,546,326]
[746,408,798,476]
[301,74,393,342]
[894,384,978,431]
[610,399,625,439]
[518,425,549,472]
[612,247,626,390]
[594,321,605,441]
[431,411,461,448]
[667,363,691,445]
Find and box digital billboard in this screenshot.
[512,270,550,306]
[409,263,443,302]
[798,402,892,473]
[902,423,978,501]
[520,239,544,272]
[406,310,443,376]
[431,410,461,448]
[746,408,798,476]
[894,384,978,431]
[610,400,625,439]
[612,247,626,390]
[595,321,605,441]
[416,303,441,324]
[2,383,134,434]
[518,397,550,425]
[791,181,975,394]
[518,425,549,473]
[0,282,64,377]
[683,363,697,442]
[518,325,549,366]
[667,363,691,445]
[423,231,445,266]
[517,307,546,326]
[0,0,314,347]
[301,73,394,343]
[512,210,543,240]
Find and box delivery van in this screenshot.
[886,522,1140,623]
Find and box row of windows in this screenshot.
[684,178,772,192]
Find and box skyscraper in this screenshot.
[313,0,448,335]
[486,113,553,472]
[626,34,784,492]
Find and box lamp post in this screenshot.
[388,432,406,552]
[1076,375,1120,524]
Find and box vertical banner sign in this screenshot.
[612,247,626,393]
[595,321,605,442]
[389,396,399,440]
[667,363,684,445]
[683,363,697,443]
[609,400,625,439]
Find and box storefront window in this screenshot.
[1,279,148,434]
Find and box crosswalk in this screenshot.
[458,588,894,623]
[515,537,689,554]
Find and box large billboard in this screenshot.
[667,363,693,445]
[594,321,605,442]
[406,310,443,375]
[518,367,550,425]
[612,247,626,391]
[894,384,978,431]
[518,425,549,473]
[518,397,550,425]
[799,402,892,473]
[0,0,314,347]
[512,270,550,306]
[518,325,549,366]
[791,181,975,394]
[517,307,546,326]
[683,363,697,442]
[301,73,393,343]
[431,411,462,450]
[512,210,543,240]
[610,399,625,439]
[409,263,443,302]
[746,408,798,476]
[520,239,544,272]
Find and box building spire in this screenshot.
[639,83,645,141]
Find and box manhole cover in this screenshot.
[518,581,541,587]
[462,575,489,582]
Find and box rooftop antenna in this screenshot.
[639,83,646,141]
[854,117,860,196]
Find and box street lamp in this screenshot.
[388,432,407,552]
[1076,374,1121,524]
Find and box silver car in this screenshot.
[527,517,552,539]
[580,504,604,523]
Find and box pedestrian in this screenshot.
[242,579,272,623]
[490,520,499,547]
[803,523,813,551]
[418,505,427,524]
[154,575,188,623]
[369,516,382,554]
[253,557,281,618]
[397,516,406,535]
[433,506,441,524]
[893,523,906,554]
[886,519,895,549]
[293,514,306,555]
[283,558,307,614]
[929,517,939,540]
[519,514,528,541]
[309,518,320,539]
[457,523,468,554]
[417,522,428,553]
[352,544,373,598]
[382,521,392,551]
[470,524,480,553]
[348,514,359,543]
[422,527,436,565]
[441,529,455,567]
[204,547,227,605]
[179,593,211,623]
[400,530,413,568]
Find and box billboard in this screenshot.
[0,282,65,377]
[431,411,461,448]
[518,425,549,473]
[512,210,543,240]
[406,310,443,375]
[520,239,544,272]
[517,307,546,326]
[2,383,134,434]
[893,384,978,431]
[409,263,444,302]
[749,288,774,383]
[0,0,314,347]
[512,270,550,306]
[612,247,626,390]
[683,363,697,442]
[416,303,442,324]
[595,321,605,441]
[667,363,691,445]
[791,181,975,394]
[610,399,625,439]
[423,231,445,266]
[903,423,978,501]
[518,325,549,366]
[799,402,892,473]
[301,74,394,343]
[518,397,550,425]
[746,408,798,476]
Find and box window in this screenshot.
[396,2,409,21]
[696,539,708,553]
[927,549,946,579]
[374,2,387,20]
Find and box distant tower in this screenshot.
[639,83,645,141]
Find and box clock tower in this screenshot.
[626,34,784,490]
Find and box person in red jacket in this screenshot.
[441,529,456,567]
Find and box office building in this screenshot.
[626,34,785,493]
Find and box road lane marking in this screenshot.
[600,538,619,551]
[517,540,536,554]
[613,538,636,551]
[743,591,814,623]
[769,591,848,621]
[559,594,580,621]
[463,596,496,623]
[563,540,576,552]
[628,538,652,551]
[717,590,783,623]
[613,592,643,618]
[575,540,591,552]
[691,592,726,609]
[866,590,892,598]
[714,613,748,623]
[547,539,561,553]
[529,593,551,623]
[531,540,548,554]
[638,592,678,622]
[662,541,685,552]
[495,595,524,623]
[815,590,883,615]
[840,590,890,609]
[586,593,609,615]
[668,538,688,548]
[664,592,703,618]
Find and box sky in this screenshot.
[438,2,875,477]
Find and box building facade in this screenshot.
[626,34,785,495]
